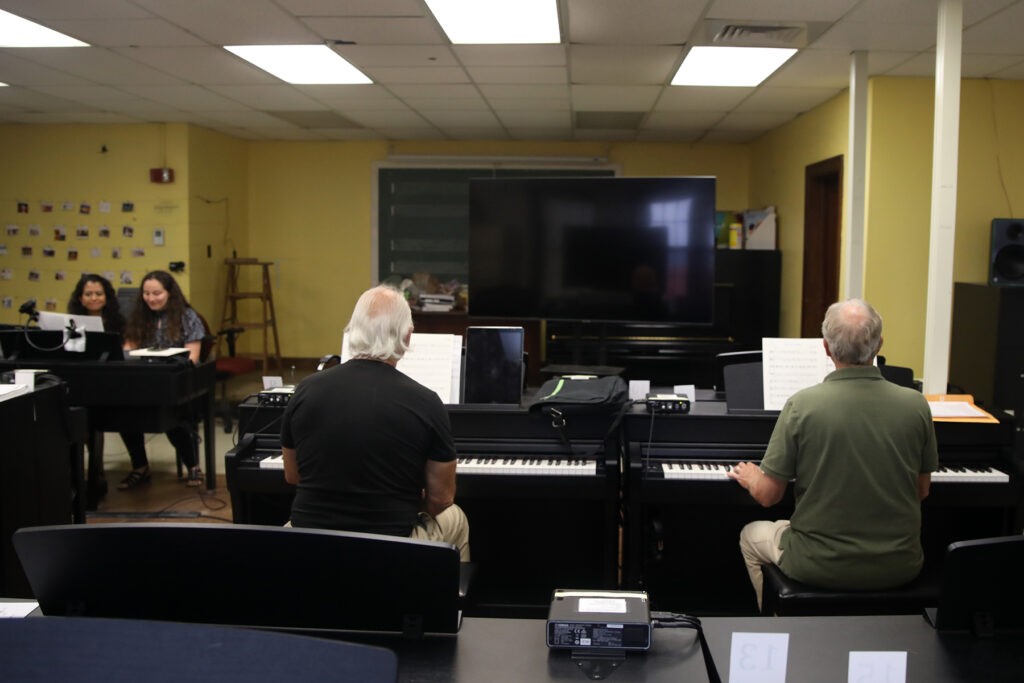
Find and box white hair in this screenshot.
[821,298,882,365]
[345,285,412,362]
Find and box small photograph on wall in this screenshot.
[0,245,6,256]
[102,270,115,282]
[6,224,18,236]
[67,248,78,261]
[120,270,133,285]
[131,247,145,258]
[21,246,32,257]
[1,296,11,309]
[42,247,55,258]
[1,268,11,280]
[28,224,40,237]
[55,270,66,281]
[99,201,111,213]
[122,225,134,238]
[90,248,101,258]
[40,201,54,213]
[111,247,121,259]
[61,200,73,212]
[17,201,28,214]
[54,226,67,241]
[28,270,40,282]
[98,225,111,238]
[122,201,134,213]
[79,202,91,215]
[76,226,89,238]
[44,298,57,311]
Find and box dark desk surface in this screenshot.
[7,612,1022,681]
[356,615,1024,682]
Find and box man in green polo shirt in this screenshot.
[727,298,938,610]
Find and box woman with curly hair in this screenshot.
[67,273,125,335]
[119,270,206,489]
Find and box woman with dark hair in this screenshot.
[66,273,126,505]
[67,273,125,334]
[118,270,206,489]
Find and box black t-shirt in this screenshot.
[280,359,456,536]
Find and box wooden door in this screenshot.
[801,156,843,337]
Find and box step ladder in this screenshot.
[220,258,281,371]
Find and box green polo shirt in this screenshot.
[761,366,939,589]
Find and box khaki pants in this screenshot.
[738,519,789,611]
[285,504,471,562]
[411,504,471,562]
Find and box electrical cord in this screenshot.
[650,611,721,683]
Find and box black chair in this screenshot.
[0,616,398,683]
[926,535,1024,635]
[14,522,468,637]
[761,563,941,617]
[213,326,257,433]
[877,356,916,389]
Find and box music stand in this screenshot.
[0,329,123,361]
[925,535,1024,636]
[723,361,768,414]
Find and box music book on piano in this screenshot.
[342,332,462,404]
[129,347,189,358]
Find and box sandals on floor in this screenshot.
[117,467,150,490]
[186,466,204,487]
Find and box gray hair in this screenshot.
[821,298,882,365]
[345,285,413,362]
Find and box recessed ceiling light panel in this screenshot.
[0,9,88,47]
[671,46,796,87]
[225,45,372,85]
[426,0,560,44]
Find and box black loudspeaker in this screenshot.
[989,218,1024,286]
[949,283,1024,410]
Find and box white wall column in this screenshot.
[843,50,868,299]
[922,0,963,394]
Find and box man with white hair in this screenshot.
[728,298,937,609]
[281,285,469,560]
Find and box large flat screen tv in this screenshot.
[469,177,716,323]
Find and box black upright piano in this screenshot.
[0,329,217,495]
[622,400,1020,613]
[226,398,621,617]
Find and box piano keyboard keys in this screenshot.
[660,461,735,480]
[259,455,284,470]
[932,465,1009,484]
[457,456,597,476]
[654,461,1009,484]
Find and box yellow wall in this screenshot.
[748,92,850,338]
[185,126,249,329]
[246,140,751,358]
[0,124,191,322]
[864,77,1024,372]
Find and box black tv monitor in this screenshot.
[14,522,463,637]
[469,177,716,324]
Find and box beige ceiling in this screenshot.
[0,0,1022,143]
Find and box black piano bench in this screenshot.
[760,564,940,616]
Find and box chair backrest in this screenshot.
[0,616,398,682]
[14,522,463,637]
[928,535,1024,635]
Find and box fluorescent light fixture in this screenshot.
[671,46,796,87]
[426,0,560,44]
[225,45,371,85]
[0,9,88,47]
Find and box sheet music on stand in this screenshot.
[761,338,836,411]
[342,332,462,404]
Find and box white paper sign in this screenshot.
[848,651,907,683]
[729,632,789,683]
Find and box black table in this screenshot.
[345,614,1024,682]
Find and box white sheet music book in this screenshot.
[761,338,836,411]
[341,332,462,404]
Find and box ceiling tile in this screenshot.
[570,85,662,111]
[569,45,682,84]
